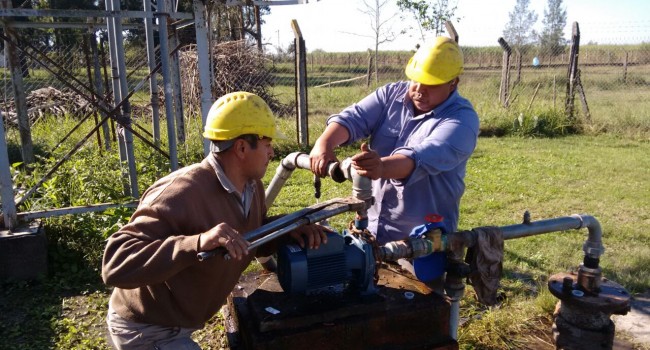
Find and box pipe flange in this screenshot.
[548,272,631,315]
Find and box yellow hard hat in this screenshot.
[203,91,286,141]
[405,36,464,85]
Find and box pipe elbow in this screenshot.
[572,214,605,259]
[281,152,305,170]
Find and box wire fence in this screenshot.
[0,29,157,124]
[2,25,649,144]
[294,42,649,136]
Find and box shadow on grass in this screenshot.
[0,242,110,350]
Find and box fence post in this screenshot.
[514,48,522,85]
[292,20,308,147]
[623,51,628,84]
[576,70,591,121]
[0,0,34,165]
[366,49,373,88]
[565,22,580,120]
[498,37,512,108]
[445,21,458,43]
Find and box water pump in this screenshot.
[276,230,376,295]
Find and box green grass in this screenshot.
[2,69,650,349]
[0,39,648,349]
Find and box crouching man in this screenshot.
[102,92,328,349]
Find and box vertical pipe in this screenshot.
[82,33,103,153]
[156,0,179,171]
[105,0,130,195]
[192,0,214,156]
[107,0,139,197]
[90,29,112,151]
[143,0,161,145]
[0,111,17,229]
[166,0,185,145]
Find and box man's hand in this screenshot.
[309,141,338,178]
[309,122,350,177]
[199,223,250,260]
[289,223,331,250]
[351,142,383,180]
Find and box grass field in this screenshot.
[1,44,649,348]
[2,110,650,348]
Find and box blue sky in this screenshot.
[259,0,650,52]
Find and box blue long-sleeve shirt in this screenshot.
[328,81,479,244]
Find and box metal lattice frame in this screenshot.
[0,0,212,229]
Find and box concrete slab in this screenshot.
[613,290,650,348]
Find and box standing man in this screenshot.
[103,91,327,349]
[310,36,479,251]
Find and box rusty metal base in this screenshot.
[548,272,631,350]
[225,263,457,350]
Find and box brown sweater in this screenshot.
[102,156,271,328]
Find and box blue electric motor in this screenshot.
[277,230,376,295]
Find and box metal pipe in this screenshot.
[108,0,139,198]
[0,111,17,229]
[448,294,461,339]
[1,0,34,165]
[192,0,213,156]
[265,152,344,208]
[105,0,129,196]
[167,0,185,145]
[143,0,161,145]
[377,213,605,340]
[89,29,112,151]
[197,197,366,261]
[156,0,179,171]
[500,214,604,260]
[16,201,138,221]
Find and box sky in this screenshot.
[258,0,650,53]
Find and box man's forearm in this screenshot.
[380,154,415,180]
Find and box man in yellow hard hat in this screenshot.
[102,92,328,349]
[310,37,479,286]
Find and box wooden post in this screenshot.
[366,49,373,88]
[1,0,34,164]
[553,75,557,111]
[576,70,591,121]
[565,22,580,120]
[526,83,541,113]
[292,20,308,147]
[514,49,522,85]
[445,21,458,43]
[498,37,512,108]
[623,51,628,84]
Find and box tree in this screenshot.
[397,0,459,42]
[360,0,399,84]
[539,0,567,56]
[502,0,538,50]
[206,2,269,50]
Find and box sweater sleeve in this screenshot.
[102,203,201,289]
